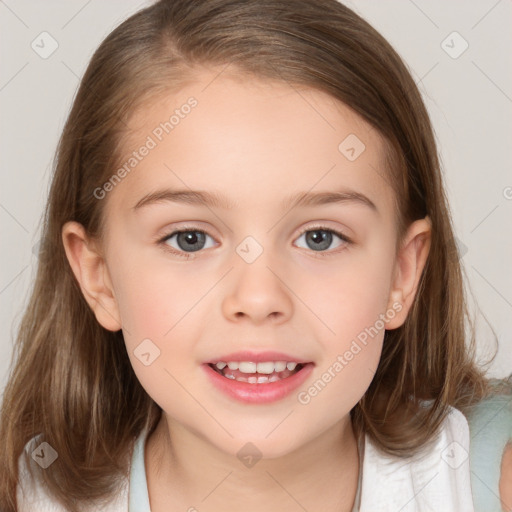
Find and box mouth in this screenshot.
[207,360,309,384]
[202,354,315,403]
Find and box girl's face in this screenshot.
[72,67,429,458]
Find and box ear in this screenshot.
[61,221,122,331]
[385,216,431,330]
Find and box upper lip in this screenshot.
[204,351,313,364]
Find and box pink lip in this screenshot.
[202,362,315,404]
[203,350,312,364]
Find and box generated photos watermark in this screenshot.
[297,301,403,405]
[93,97,198,200]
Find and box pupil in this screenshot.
[178,231,205,252]
[307,230,331,251]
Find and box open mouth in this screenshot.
[208,361,308,384]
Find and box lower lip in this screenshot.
[202,363,314,404]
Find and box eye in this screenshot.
[158,228,216,258]
[294,225,351,254]
[157,224,352,259]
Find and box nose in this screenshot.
[221,253,293,325]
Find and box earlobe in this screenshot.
[61,221,122,332]
[385,216,432,330]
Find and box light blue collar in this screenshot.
[128,428,363,511]
[128,428,151,512]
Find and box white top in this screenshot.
[17,406,474,511]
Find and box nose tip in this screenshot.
[221,260,293,325]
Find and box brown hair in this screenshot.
[0,0,494,509]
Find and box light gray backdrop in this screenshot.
[1,0,511,394]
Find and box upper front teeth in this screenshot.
[214,361,298,373]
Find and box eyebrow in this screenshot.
[131,188,378,213]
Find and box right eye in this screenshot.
[158,228,217,258]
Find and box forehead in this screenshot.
[108,68,394,216]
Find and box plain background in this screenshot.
[1,0,511,395]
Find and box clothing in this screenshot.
[466,379,512,512]
[16,441,129,512]
[359,405,474,511]
[16,400,511,511]
[127,427,365,511]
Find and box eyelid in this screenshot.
[153,222,216,243]
[295,223,352,243]
[155,222,353,258]
[154,221,352,241]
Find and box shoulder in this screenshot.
[16,435,68,512]
[359,404,474,511]
[464,378,512,512]
[16,434,130,512]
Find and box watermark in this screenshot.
[441,441,468,469]
[454,236,468,259]
[134,338,161,366]
[441,31,469,60]
[503,186,512,200]
[31,441,58,469]
[31,31,59,59]
[237,441,263,468]
[93,97,198,200]
[297,301,403,405]
[236,236,264,264]
[338,133,366,161]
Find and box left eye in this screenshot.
[295,227,350,252]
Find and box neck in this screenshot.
[145,412,361,512]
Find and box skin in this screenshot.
[501,442,512,511]
[62,67,434,511]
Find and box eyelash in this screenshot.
[156,224,352,259]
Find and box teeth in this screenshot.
[223,373,284,384]
[213,361,299,374]
[274,361,287,372]
[239,362,257,373]
[256,362,274,374]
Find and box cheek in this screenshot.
[110,250,206,341]
[292,236,395,411]
[111,271,169,341]
[110,258,202,410]
[297,241,395,343]
[295,255,391,415]
[108,252,210,387]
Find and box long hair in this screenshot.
[0,1,493,509]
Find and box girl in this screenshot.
[1,1,511,511]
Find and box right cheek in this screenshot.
[114,280,158,329]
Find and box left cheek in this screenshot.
[306,262,390,331]
[319,268,387,379]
